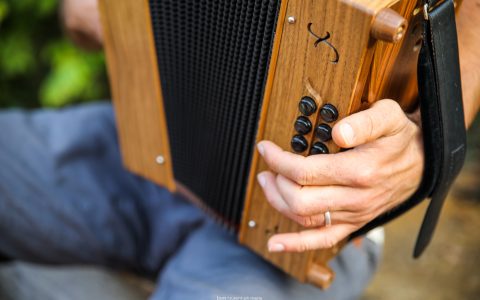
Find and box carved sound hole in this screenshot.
[307,23,339,64]
[265,225,280,236]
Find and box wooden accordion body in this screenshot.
[100,0,425,289]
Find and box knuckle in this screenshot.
[350,198,369,213]
[377,100,407,132]
[354,166,377,186]
[322,235,337,249]
[298,241,310,252]
[298,216,313,228]
[365,114,375,140]
[346,192,372,212]
[298,233,313,252]
[385,100,408,127]
[298,215,321,228]
[268,154,281,170]
[378,99,400,113]
[389,99,403,115]
[289,198,309,216]
[325,197,335,211]
[269,150,285,169]
[357,210,374,224]
[292,164,315,185]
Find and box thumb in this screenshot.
[332,99,408,148]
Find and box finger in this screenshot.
[332,99,409,148]
[257,173,361,227]
[275,174,366,215]
[267,224,355,252]
[257,141,352,186]
[257,171,291,215]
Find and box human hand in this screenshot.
[61,0,103,51]
[256,99,424,252]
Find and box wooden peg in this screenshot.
[371,8,408,43]
[307,263,334,289]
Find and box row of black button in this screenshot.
[291,96,339,155]
[312,103,338,155]
[291,135,330,155]
[294,118,332,142]
[299,97,339,123]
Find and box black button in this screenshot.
[294,116,312,135]
[310,142,329,155]
[291,135,308,153]
[320,104,339,123]
[315,123,332,142]
[299,96,317,116]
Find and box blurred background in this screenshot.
[0,0,108,109]
[0,0,478,299]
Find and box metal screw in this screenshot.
[156,155,165,165]
[248,220,256,228]
[287,16,296,24]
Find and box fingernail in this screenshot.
[268,243,285,252]
[257,143,265,156]
[257,173,266,188]
[339,123,354,145]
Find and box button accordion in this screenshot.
[99,0,458,289]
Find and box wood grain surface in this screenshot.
[99,0,175,191]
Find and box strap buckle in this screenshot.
[423,3,429,20]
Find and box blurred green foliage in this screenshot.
[0,0,109,108]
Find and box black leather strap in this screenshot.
[351,0,466,258]
[413,0,466,257]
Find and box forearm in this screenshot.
[60,0,103,51]
[457,0,480,127]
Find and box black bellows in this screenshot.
[149,0,282,225]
